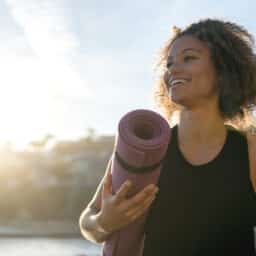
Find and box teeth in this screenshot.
[169,79,188,86]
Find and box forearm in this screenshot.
[79,207,112,244]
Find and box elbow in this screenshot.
[79,212,85,235]
[78,211,104,244]
[79,213,84,231]
[78,212,90,240]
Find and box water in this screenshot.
[0,237,102,256]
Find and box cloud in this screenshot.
[6,0,78,57]
[6,0,92,100]
[0,0,96,146]
[1,0,256,144]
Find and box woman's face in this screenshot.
[164,35,219,109]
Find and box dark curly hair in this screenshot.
[153,18,256,131]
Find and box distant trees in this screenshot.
[28,133,56,151]
[0,129,115,222]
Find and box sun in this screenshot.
[0,54,55,150]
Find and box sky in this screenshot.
[0,0,256,149]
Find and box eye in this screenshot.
[166,61,173,69]
[166,56,196,68]
[184,55,197,62]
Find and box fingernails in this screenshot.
[125,180,132,186]
[147,184,155,190]
[149,195,156,204]
[147,184,158,192]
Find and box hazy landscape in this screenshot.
[0,129,113,255]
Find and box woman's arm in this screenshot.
[79,155,113,243]
[79,205,112,243]
[79,152,158,243]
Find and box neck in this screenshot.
[177,107,226,145]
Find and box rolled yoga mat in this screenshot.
[102,109,171,256]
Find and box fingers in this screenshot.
[115,180,133,204]
[125,193,156,220]
[121,184,158,210]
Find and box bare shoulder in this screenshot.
[245,130,256,193]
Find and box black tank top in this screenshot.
[143,125,256,256]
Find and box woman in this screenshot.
[79,19,256,255]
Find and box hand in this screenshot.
[97,170,158,234]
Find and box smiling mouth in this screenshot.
[168,78,191,88]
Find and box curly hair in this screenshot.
[153,18,256,132]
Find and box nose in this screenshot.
[166,60,183,76]
[164,60,183,86]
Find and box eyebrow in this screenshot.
[168,48,202,60]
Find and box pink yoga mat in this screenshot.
[102,109,171,256]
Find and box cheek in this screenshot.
[192,62,217,90]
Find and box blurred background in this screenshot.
[0,0,256,255]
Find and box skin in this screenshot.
[79,155,158,243]
[247,132,256,191]
[79,34,256,243]
[164,35,228,166]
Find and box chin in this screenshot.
[171,95,185,105]
[171,96,191,109]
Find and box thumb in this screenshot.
[102,170,113,198]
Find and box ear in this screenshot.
[246,131,256,192]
